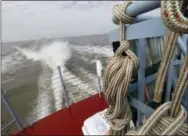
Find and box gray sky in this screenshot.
[2,1,120,42]
[2,1,160,42]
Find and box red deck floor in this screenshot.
[15,93,108,135]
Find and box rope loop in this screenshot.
[104,0,188,135]
[125,102,188,135]
[113,1,135,25]
[161,0,188,33]
[115,41,138,69]
[112,1,138,70]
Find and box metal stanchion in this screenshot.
[96,59,103,97]
[1,89,23,131]
[57,66,69,108]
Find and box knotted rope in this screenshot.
[103,1,138,135]
[124,0,188,135]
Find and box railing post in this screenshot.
[57,66,69,108]
[97,76,102,92]
[96,59,103,97]
[177,36,187,56]
[1,89,23,131]
[136,39,147,126]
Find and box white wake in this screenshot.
[15,40,110,122]
[16,41,72,121]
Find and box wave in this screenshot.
[3,40,111,123]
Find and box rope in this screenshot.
[154,31,179,102]
[103,1,138,135]
[104,0,187,135]
[125,102,187,135]
[124,59,188,136]
[142,116,188,135]
[124,0,188,135]
[154,0,188,103]
[170,56,188,117]
[161,0,188,34]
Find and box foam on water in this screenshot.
[2,50,25,74]
[28,67,52,122]
[59,68,97,102]
[16,41,72,70]
[7,40,109,122]
[71,45,113,57]
[2,56,14,74]
[16,41,72,119]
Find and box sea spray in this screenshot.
[16,41,72,114]
[71,45,113,57]
[16,41,72,69]
[14,40,110,118]
[2,50,26,75]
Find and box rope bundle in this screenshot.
[104,0,188,135]
[142,115,188,135]
[125,56,188,136]
[124,0,188,135]
[103,1,138,135]
[125,101,188,135]
[127,56,188,135]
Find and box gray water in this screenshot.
[1,34,113,135]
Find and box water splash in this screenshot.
[16,41,72,69]
[71,45,113,57]
[16,41,72,117]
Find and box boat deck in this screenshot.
[14,93,108,135]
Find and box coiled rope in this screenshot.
[125,56,188,135]
[125,101,187,135]
[103,1,138,135]
[124,0,188,135]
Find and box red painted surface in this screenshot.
[15,93,108,135]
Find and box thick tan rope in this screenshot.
[170,56,188,117]
[142,57,188,135]
[161,0,188,34]
[142,116,188,135]
[125,102,187,135]
[124,58,188,136]
[103,1,138,135]
[154,0,188,103]
[124,0,188,135]
[154,31,179,102]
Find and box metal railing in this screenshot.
[1,89,23,131]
